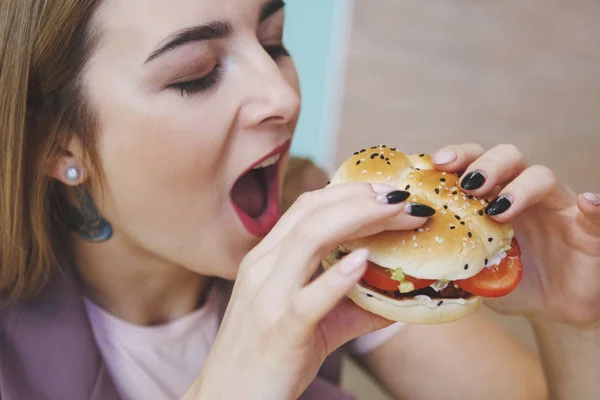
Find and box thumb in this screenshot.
[577,193,600,235]
[316,298,393,357]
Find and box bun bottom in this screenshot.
[348,284,481,324]
[323,256,481,324]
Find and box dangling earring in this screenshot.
[61,166,113,242]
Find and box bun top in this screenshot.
[329,145,514,281]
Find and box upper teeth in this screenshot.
[253,154,281,169]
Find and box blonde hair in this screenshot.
[0,0,102,302]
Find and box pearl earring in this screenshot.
[65,166,81,182]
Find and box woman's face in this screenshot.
[80,0,300,278]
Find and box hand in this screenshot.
[281,157,329,212]
[433,144,600,327]
[193,183,431,400]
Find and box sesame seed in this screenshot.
[418,182,424,187]
[414,242,419,248]
[386,162,391,165]
[419,154,425,157]
[462,242,467,248]
[391,148,397,151]
[443,205,448,210]
[480,200,486,205]
[370,153,378,159]
[356,160,361,165]
[376,171,382,175]
[360,149,366,153]
[450,225,456,230]
[471,244,476,248]
[402,240,406,245]
[387,176,392,181]
[371,146,377,149]
[412,235,417,241]
[380,155,385,160]
[485,258,488,265]
[488,237,493,242]
[468,232,472,238]
[455,215,461,220]
[453,191,458,195]
[435,188,440,194]
[390,153,395,156]
[418,228,424,232]
[464,264,469,270]
[440,178,446,182]
[426,228,431,231]
[440,238,444,243]
[415,168,421,171]
[381,145,387,148]
[478,210,484,216]
[353,152,359,155]
[438,301,444,306]
[367,294,373,298]
[385,157,390,161]
[460,221,466,225]
[428,247,433,252]
[463,205,468,210]
[435,236,440,241]
[405,185,410,190]
[468,195,474,199]
[454,196,459,201]
[392,246,397,252]
[462,237,468,241]
[442,210,447,214]
[442,172,447,175]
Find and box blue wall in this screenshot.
[284,0,351,169]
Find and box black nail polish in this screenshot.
[405,202,436,217]
[461,170,486,190]
[485,195,512,216]
[384,190,411,204]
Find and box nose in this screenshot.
[236,49,301,129]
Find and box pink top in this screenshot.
[84,285,405,400]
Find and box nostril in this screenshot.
[261,115,285,125]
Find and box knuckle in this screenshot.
[294,191,317,210]
[529,165,557,186]
[467,143,486,154]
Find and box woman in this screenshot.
[0,0,598,399]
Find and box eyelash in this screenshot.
[170,44,290,97]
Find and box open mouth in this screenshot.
[230,140,290,237]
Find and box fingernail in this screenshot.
[461,170,486,190]
[377,190,411,204]
[404,202,436,217]
[371,183,398,195]
[340,248,370,276]
[433,150,457,165]
[485,194,513,216]
[583,192,600,206]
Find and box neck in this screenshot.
[71,235,210,326]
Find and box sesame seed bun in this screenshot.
[329,146,514,281]
[324,146,514,324]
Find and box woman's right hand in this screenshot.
[188,182,433,400]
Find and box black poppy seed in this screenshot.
[357,160,362,166]
[353,152,359,155]
[464,264,469,270]
[435,188,440,194]
[391,147,397,151]
[367,294,373,298]
[468,232,472,238]
[478,210,484,216]
[405,185,411,190]
[468,195,474,199]
[360,149,366,153]
[440,178,446,182]
[371,146,377,149]
[460,221,466,225]
[488,237,493,242]
[387,162,391,165]
[450,226,456,230]
[452,191,458,195]
[380,155,385,160]
[385,157,390,161]
[415,168,421,171]
[370,153,378,159]
[438,301,443,306]
[443,205,448,210]
[419,154,425,157]
[382,145,387,148]
[455,215,461,220]
[326,181,331,185]
[485,258,488,265]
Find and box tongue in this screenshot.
[231,169,267,219]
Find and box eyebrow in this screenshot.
[145,21,232,63]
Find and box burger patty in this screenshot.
[359,280,472,300]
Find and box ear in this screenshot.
[51,137,87,186]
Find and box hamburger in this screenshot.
[322,145,523,324]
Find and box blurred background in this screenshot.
[286,1,600,399]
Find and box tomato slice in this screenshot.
[455,239,523,298]
[363,261,435,292]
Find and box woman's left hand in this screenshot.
[432,143,600,327]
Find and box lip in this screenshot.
[230,139,291,237]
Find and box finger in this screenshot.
[577,193,600,234]
[483,165,557,223]
[457,144,528,197]
[254,182,398,257]
[282,250,391,348]
[432,143,486,171]
[265,193,432,294]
